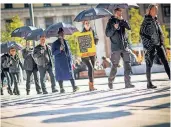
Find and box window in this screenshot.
[163,5,170,17]
[26,18,31,26]
[62,4,70,6]
[24,4,29,8]
[63,16,72,25]
[5,19,12,24]
[44,4,51,7]
[4,4,13,9]
[45,17,53,28]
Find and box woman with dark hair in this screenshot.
[140,4,170,89]
[82,20,99,91]
[52,28,79,93]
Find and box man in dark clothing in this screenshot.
[105,8,135,89]
[140,4,170,89]
[33,33,58,94]
[1,53,13,95]
[22,41,42,95]
[9,47,23,95]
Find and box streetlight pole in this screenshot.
[29,4,35,47]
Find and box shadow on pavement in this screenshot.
[42,110,131,123]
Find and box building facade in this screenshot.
[1,3,170,62]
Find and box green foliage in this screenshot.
[128,8,143,44]
[65,35,79,57]
[161,25,170,48]
[1,15,25,45]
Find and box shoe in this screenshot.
[89,82,97,91]
[8,89,13,95]
[43,91,48,94]
[1,90,4,95]
[147,83,157,89]
[125,84,135,88]
[37,91,42,94]
[108,82,113,89]
[17,91,20,95]
[60,88,65,93]
[13,89,17,95]
[73,86,79,92]
[26,91,30,95]
[52,89,58,93]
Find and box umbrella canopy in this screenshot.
[45,22,78,38]
[74,8,113,22]
[25,28,44,41]
[11,26,37,38]
[1,42,23,54]
[96,3,139,11]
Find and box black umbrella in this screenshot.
[45,22,79,38]
[96,3,139,11]
[11,26,37,38]
[74,8,113,22]
[25,28,44,41]
[1,42,23,54]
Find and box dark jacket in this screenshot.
[105,16,131,52]
[9,54,23,73]
[1,53,11,71]
[33,44,53,68]
[22,48,38,71]
[82,28,99,45]
[140,15,164,50]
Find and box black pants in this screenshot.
[26,69,41,93]
[38,66,57,93]
[145,45,170,83]
[58,79,76,89]
[82,56,95,82]
[74,69,82,79]
[11,73,20,94]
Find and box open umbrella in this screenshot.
[74,8,113,22]
[11,26,37,38]
[1,42,23,54]
[25,28,44,41]
[45,22,78,38]
[96,3,139,11]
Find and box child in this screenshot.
[9,47,23,95]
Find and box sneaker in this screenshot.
[37,91,42,94]
[52,89,58,93]
[43,91,48,94]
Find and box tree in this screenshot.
[128,8,144,44]
[161,25,170,48]
[1,15,25,45]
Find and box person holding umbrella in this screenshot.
[22,41,42,95]
[52,28,79,93]
[82,20,98,91]
[33,32,58,94]
[105,8,135,89]
[140,4,170,88]
[8,47,24,95]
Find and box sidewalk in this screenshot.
[1,73,170,127]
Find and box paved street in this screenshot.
[0,73,170,127]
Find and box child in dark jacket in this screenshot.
[9,47,23,95]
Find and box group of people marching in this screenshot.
[1,4,170,95]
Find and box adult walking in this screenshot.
[140,4,170,89]
[22,41,42,95]
[82,20,98,91]
[33,33,58,94]
[9,47,23,95]
[105,8,135,89]
[52,28,79,93]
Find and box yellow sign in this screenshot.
[73,31,96,58]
